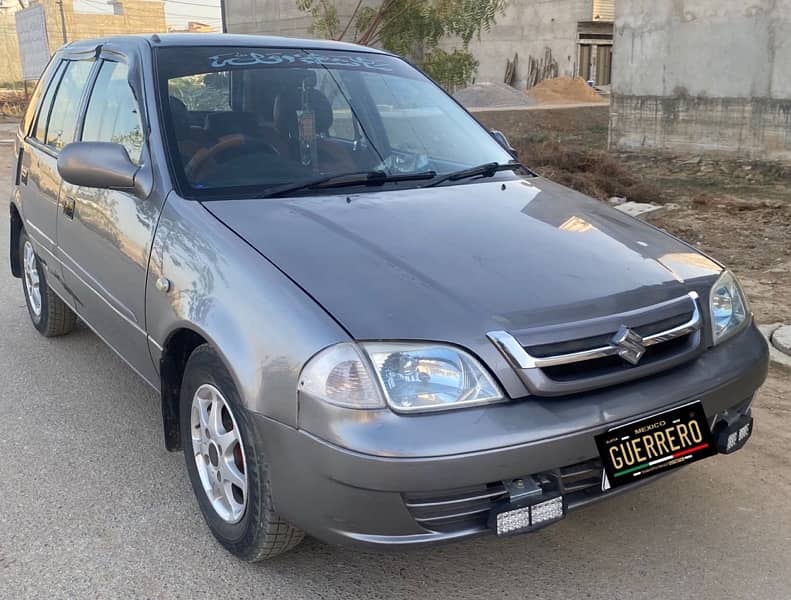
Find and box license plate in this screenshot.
[595,401,716,489]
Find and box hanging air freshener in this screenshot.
[298,78,319,169]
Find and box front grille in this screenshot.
[541,333,691,381]
[403,459,605,533]
[525,311,693,359]
[488,292,705,396]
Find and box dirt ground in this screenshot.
[477,106,791,325]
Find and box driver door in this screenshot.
[57,56,162,386]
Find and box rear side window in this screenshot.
[82,61,145,164]
[22,59,57,135]
[32,61,66,142]
[45,59,93,151]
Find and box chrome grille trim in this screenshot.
[488,291,701,371]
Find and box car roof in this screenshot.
[62,33,390,56]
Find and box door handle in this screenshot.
[62,195,76,219]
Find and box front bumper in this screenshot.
[251,324,768,549]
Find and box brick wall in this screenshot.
[0,0,166,84]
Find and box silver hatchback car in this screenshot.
[9,34,768,560]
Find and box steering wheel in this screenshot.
[186,135,279,181]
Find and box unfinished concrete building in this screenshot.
[609,0,791,162]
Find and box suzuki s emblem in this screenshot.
[612,325,646,365]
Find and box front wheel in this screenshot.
[19,230,77,337]
[180,345,304,561]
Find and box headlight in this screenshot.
[362,343,504,413]
[709,270,750,345]
[299,342,504,413]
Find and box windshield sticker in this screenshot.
[208,51,394,72]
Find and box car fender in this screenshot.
[146,192,350,428]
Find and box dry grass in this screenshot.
[515,139,665,204]
[0,90,27,118]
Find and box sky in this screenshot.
[163,0,222,30]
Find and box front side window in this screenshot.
[82,61,145,165]
[155,47,514,198]
[45,59,93,151]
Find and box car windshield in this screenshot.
[155,46,515,198]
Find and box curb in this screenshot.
[758,323,791,370]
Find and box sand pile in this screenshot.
[453,82,535,109]
[527,77,607,105]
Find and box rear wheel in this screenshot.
[20,230,77,337]
[180,345,304,561]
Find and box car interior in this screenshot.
[167,67,380,189]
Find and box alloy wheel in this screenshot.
[23,241,42,318]
[190,383,248,523]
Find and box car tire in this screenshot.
[19,230,77,337]
[180,344,304,561]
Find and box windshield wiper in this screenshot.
[423,161,525,188]
[263,170,437,198]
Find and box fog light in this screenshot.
[496,506,531,535]
[492,495,565,536]
[531,497,564,525]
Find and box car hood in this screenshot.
[203,177,721,342]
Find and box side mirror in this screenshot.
[491,129,519,159]
[58,142,139,192]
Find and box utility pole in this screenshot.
[56,0,67,43]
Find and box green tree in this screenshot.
[297,0,507,90]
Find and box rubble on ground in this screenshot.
[453,82,535,109]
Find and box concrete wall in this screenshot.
[224,0,605,85]
[610,0,791,162]
[439,0,592,86]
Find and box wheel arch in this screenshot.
[9,202,23,278]
[159,326,209,451]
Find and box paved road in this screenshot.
[1,137,790,599]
